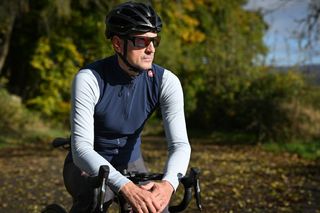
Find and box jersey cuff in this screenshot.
[162,172,183,191]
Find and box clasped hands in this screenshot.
[120,180,174,213]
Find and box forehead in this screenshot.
[131,32,158,37]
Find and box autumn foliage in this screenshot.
[0,0,320,142]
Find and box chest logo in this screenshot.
[148,69,154,78]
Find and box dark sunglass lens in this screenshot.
[131,36,161,48]
[133,37,148,47]
[152,37,161,47]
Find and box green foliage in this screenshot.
[238,71,305,136]
[0,88,28,134]
[264,140,320,160]
[1,0,320,144]
[153,0,268,119]
[0,87,44,136]
[189,68,311,141]
[0,85,67,147]
[28,36,84,121]
[299,84,320,108]
[0,0,114,124]
[3,0,269,125]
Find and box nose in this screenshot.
[145,41,155,53]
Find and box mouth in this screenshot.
[143,55,153,59]
[142,57,153,63]
[142,54,154,60]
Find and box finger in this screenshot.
[145,199,158,213]
[135,206,144,213]
[140,182,155,191]
[142,204,150,213]
[151,196,162,212]
[143,193,161,213]
[134,202,149,213]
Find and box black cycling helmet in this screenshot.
[105,1,162,38]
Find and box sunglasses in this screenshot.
[124,36,161,48]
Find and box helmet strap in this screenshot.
[116,39,142,74]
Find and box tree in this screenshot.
[245,0,320,64]
[0,0,28,74]
[156,0,268,129]
[296,0,320,60]
[1,0,280,136]
[0,0,117,122]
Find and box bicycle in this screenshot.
[42,138,202,213]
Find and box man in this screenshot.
[63,2,191,213]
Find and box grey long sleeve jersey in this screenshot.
[71,63,191,192]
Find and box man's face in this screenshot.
[114,32,160,72]
[126,32,159,70]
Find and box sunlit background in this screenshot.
[246,0,320,66]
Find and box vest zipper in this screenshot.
[124,81,135,119]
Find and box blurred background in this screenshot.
[1,0,320,152]
[0,0,320,212]
[247,0,319,66]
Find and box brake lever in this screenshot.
[52,137,70,149]
[191,168,202,211]
[97,165,109,212]
[168,167,202,212]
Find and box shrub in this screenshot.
[0,87,46,137]
[188,69,317,142]
[27,36,84,123]
[0,88,28,133]
[238,71,305,141]
[282,101,320,140]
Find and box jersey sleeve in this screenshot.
[160,69,191,190]
[70,69,130,192]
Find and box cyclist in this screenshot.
[63,2,191,213]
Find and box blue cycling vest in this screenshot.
[83,55,164,166]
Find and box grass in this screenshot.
[263,139,320,160]
[190,130,320,160]
[0,120,68,150]
[145,115,320,160]
[183,128,259,145]
[0,135,16,148]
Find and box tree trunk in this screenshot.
[0,15,16,75]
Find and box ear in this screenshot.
[112,36,123,53]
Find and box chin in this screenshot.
[140,63,153,70]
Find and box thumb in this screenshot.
[140,182,155,191]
